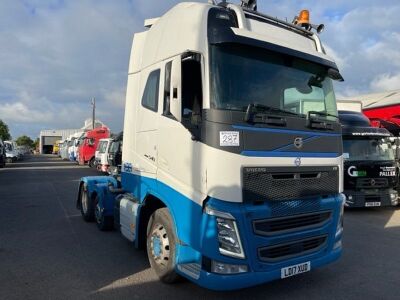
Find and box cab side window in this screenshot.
[163,61,172,116]
[142,69,161,112]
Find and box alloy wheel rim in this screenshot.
[150,223,170,268]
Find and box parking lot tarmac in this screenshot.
[1,155,400,299]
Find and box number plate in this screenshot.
[365,202,381,207]
[281,261,311,279]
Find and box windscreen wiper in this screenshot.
[307,111,339,120]
[307,111,338,130]
[244,103,299,123]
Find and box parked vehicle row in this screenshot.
[56,127,116,172]
[0,139,28,167]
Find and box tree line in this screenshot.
[0,119,38,148]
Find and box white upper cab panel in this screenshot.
[129,2,337,74]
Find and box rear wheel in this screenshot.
[147,208,180,284]
[94,196,113,231]
[79,184,95,222]
[6,158,13,164]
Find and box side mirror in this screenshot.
[169,56,182,122]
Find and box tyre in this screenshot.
[88,157,96,168]
[6,158,13,164]
[94,196,113,231]
[79,184,95,222]
[147,208,180,284]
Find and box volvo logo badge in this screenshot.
[294,137,303,149]
[294,157,301,167]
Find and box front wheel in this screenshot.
[147,208,180,284]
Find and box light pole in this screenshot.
[91,97,96,129]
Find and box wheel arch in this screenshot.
[136,193,171,250]
[76,176,117,209]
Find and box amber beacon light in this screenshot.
[293,9,324,34]
[297,9,310,25]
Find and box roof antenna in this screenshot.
[241,0,257,11]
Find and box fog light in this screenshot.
[390,193,398,206]
[211,261,248,274]
[333,240,342,250]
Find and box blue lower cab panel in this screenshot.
[182,248,341,291]
[119,172,343,290]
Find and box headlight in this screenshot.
[205,206,245,259]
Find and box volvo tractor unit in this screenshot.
[77,1,344,290]
[339,110,398,207]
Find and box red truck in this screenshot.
[78,127,110,167]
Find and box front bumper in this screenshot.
[175,195,343,291]
[343,189,398,207]
[189,247,341,291]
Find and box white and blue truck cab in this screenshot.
[77,1,344,290]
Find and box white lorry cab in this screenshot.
[77,1,345,290]
[4,141,19,163]
[95,138,113,173]
[60,138,71,160]
[69,131,84,161]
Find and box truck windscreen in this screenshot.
[209,44,338,120]
[343,137,394,161]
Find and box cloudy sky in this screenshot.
[0,0,399,139]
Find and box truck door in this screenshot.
[157,54,207,201]
[135,67,162,176]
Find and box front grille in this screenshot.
[253,211,332,236]
[356,178,388,189]
[258,235,327,262]
[243,166,339,202]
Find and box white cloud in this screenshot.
[1,1,400,137]
[370,73,400,92]
[0,102,52,123]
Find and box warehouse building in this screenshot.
[39,119,106,154]
[341,89,400,135]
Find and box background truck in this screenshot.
[69,132,85,161]
[52,140,61,155]
[108,132,123,175]
[4,141,19,163]
[78,127,110,167]
[339,110,398,207]
[76,1,345,290]
[94,138,113,173]
[59,139,70,160]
